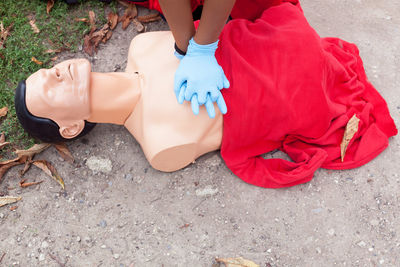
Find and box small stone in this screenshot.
[379,259,384,264]
[195,186,219,196]
[0,213,4,219]
[357,241,366,247]
[101,244,107,249]
[316,247,321,254]
[16,236,21,242]
[38,253,45,261]
[113,253,120,259]
[370,219,379,226]
[41,241,49,248]
[84,236,91,243]
[125,174,133,180]
[368,247,374,252]
[86,156,112,173]
[76,236,81,242]
[328,229,335,236]
[99,220,107,228]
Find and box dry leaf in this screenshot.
[0,133,4,143]
[132,19,144,32]
[120,3,137,30]
[31,56,43,65]
[0,141,10,150]
[9,205,18,211]
[102,30,112,43]
[75,18,89,23]
[0,161,23,182]
[44,49,61,54]
[216,257,260,267]
[117,0,130,7]
[0,196,21,207]
[107,12,118,30]
[340,114,360,162]
[0,22,13,49]
[0,106,8,117]
[83,23,110,55]
[15,143,51,158]
[19,157,32,176]
[32,160,65,189]
[54,143,74,163]
[89,10,96,33]
[51,56,58,61]
[137,13,161,23]
[19,179,43,188]
[47,0,55,14]
[29,19,40,33]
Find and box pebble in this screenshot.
[316,247,321,254]
[86,156,112,173]
[357,241,366,247]
[38,253,45,261]
[125,174,133,181]
[101,244,107,249]
[113,253,120,259]
[0,213,4,219]
[84,236,91,243]
[195,186,219,196]
[76,236,81,242]
[41,241,49,248]
[328,229,335,236]
[99,220,107,228]
[379,259,384,264]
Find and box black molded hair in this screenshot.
[15,80,96,143]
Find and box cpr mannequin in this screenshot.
[23,31,223,172]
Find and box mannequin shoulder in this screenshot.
[129,31,175,57]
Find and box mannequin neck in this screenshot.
[87,72,141,124]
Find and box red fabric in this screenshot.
[216,1,397,188]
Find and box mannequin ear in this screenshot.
[59,120,85,139]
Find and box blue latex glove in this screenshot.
[174,38,229,118]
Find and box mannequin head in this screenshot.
[15,59,96,143]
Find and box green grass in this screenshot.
[0,0,114,152]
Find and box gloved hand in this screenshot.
[174,38,229,118]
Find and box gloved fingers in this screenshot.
[223,75,230,89]
[210,89,220,102]
[196,90,209,105]
[216,91,228,114]
[184,82,195,102]
[191,94,200,115]
[205,94,216,118]
[178,82,186,104]
[174,74,187,98]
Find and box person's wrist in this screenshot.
[187,37,218,55]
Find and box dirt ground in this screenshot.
[1,0,399,266]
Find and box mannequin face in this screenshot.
[26,58,91,138]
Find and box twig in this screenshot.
[192,198,207,211]
[0,252,5,264]
[150,197,161,204]
[48,253,67,267]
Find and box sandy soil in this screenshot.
[1,0,399,266]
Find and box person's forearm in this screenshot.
[194,0,236,45]
[159,0,195,52]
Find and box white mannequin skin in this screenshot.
[26,31,223,172]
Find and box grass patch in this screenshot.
[0,0,113,152]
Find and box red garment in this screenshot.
[216,1,397,188]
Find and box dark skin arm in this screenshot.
[158,0,236,52]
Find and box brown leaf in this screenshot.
[51,56,58,61]
[107,12,118,30]
[340,114,360,162]
[9,205,18,211]
[15,143,51,158]
[0,161,23,183]
[132,19,144,33]
[44,49,61,54]
[0,196,21,207]
[31,57,43,65]
[0,22,13,49]
[89,10,96,33]
[216,257,260,267]
[75,18,89,23]
[0,133,4,143]
[0,142,10,150]
[19,157,32,176]
[83,23,110,55]
[54,143,74,163]
[102,30,112,43]
[47,0,55,14]
[120,3,137,30]
[137,13,161,23]
[29,19,40,33]
[0,106,8,117]
[32,160,65,189]
[117,0,130,7]
[83,35,93,56]
[19,179,43,188]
